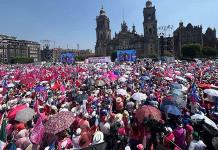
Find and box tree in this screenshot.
[182,44,201,58]
[10,57,34,64]
[202,47,217,58]
[75,55,85,61]
[111,50,117,62]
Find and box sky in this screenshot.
[0,0,217,51]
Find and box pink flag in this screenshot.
[30,117,45,145]
[33,100,39,114]
[60,84,66,93]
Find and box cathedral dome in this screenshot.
[146,0,152,8]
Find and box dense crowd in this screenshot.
[0,59,218,150]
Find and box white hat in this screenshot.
[51,105,57,111]
[166,127,173,133]
[76,128,82,136]
[84,113,89,119]
[115,113,123,123]
[26,91,31,96]
[71,107,77,113]
[91,111,96,117]
[92,131,104,145]
[59,108,69,112]
[125,146,131,150]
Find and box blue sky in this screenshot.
[0,0,217,50]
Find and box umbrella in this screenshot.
[118,77,127,83]
[191,114,218,131]
[45,111,75,134]
[175,76,187,82]
[95,80,105,87]
[8,104,28,119]
[135,105,162,123]
[198,83,212,89]
[15,108,35,123]
[141,76,150,81]
[116,89,128,96]
[171,89,183,96]
[41,81,48,84]
[164,77,173,81]
[34,85,46,92]
[132,92,147,101]
[164,105,181,116]
[7,83,15,88]
[174,71,181,75]
[204,89,218,97]
[170,83,182,90]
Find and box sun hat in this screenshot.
[51,105,57,111]
[115,113,123,123]
[92,131,104,145]
[125,146,131,150]
[76,128,82,136]
[123,110,129,117]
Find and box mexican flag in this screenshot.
[0,114,7,150]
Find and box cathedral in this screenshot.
[95,0,158,58]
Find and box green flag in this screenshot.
[0,115,7,149]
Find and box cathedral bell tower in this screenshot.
[143,0,158,56]
[95,7,111,56]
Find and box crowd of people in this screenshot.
[0,59,218,150]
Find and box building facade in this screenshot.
[0,35,40,63]
[95,0,158,58]
[174,22,218,58]
[203,28,217,48]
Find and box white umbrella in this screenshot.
[116,89,128,96]
[132,92,147,101]
[175,76,187,82]
[118,77,127,83]
[181,84,188,92]
[15,108,35,123]
[14,80,20,83]
[191,114,218,130]
[164,77,173,81]
[7,83,15,88]
[204,89,218,97]
[41,81,48,84]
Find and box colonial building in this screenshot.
[174,22,218,58]
[203,27,217,48]
[0,35,40,63]
[95,0,158,58]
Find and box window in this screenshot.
[149,28,152,34]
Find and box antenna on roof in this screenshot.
[101,0,104,9]
[122,8,125,22]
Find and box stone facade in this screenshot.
[174,22,218,58]
[0,35,40,63]
[95,0,158,58]
[203,28,217,48]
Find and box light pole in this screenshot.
[158,25,174,57]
